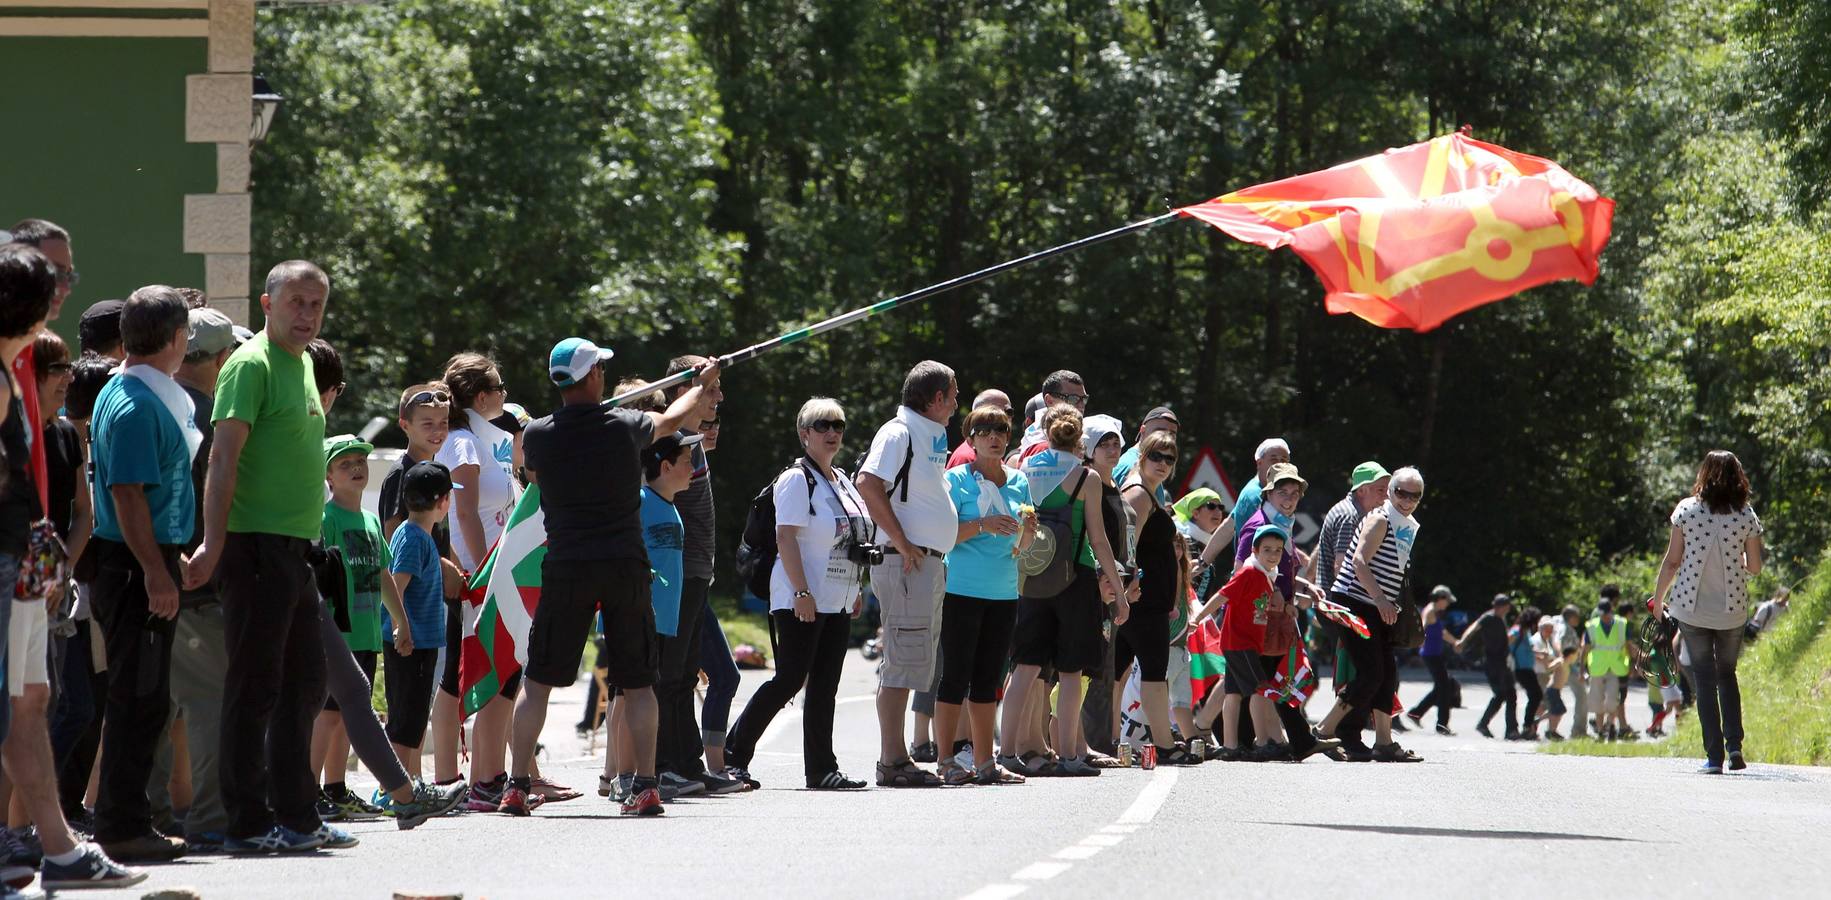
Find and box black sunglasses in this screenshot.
[808,419,845,434]
[45,362,73,375]
[54,266,79,288]
[1145,451,1176,465]
[700,418,720,429]
[1046,390,1089,407]
[1198,501,1224,512]
[1392,487,1422,501]
[970,423,1011,436]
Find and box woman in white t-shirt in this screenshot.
[1652,450,1764,774]
[436,351,524,803]
[723,398,874,791]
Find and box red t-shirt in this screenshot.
[947,441,976,469]
[10,346,47,513]
[1216,563,1275,652]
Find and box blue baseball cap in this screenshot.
[548,337,614,387]
[1251,524,1289,548]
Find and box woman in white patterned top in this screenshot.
[1651,450,1763,775]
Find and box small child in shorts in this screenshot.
[1193,525,1288,760]
[384,460,456,775]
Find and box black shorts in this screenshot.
[1223,650,1269,695]
[438,600,520,701]
[1012,567,1104,674]
[384,646,440,747]
[324,650,378,712]
[1114,607,1171,683]
[527,557,657,690]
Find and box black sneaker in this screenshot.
[690,771,747,796]
[1728,750,1748,771]
[41,843,146,890]
[1436,724,1456,736]
[1475,724,1495,739]
[315,792,344,822]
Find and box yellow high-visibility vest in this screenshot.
[1587,617,1628,677]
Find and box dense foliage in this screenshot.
[253,0,1829,608]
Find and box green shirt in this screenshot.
[212,333,326,538]
[321,500,390,652]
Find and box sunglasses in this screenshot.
[1047,390,1089,407]
[808,419,845,434]
[1198,501,1224,512]
[406,389,451,407]
[700,418,720,429]
[970,423,1011,436]
[482,381,507,393]
[53,266,79,288]
[1393,487,1422,501]
[329,382,347,398]
[45,362,73,376]
[1145,451,1176,465]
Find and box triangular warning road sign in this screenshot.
[1179,446,1236,507]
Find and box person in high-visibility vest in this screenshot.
[1586,600,1631,740]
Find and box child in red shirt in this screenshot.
[1192,525,1288,759]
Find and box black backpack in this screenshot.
[852,439,914,503]
[735,459,821,602]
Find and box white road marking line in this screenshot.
[960,886,1028,900]
[961,767,1182,899]
[1012,862,1072,881]
[1117,767,1180,823]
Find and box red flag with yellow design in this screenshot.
[1177,132,1614,331]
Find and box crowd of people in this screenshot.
[0,217,1776,896]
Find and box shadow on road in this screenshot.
[1249,821,1653,843]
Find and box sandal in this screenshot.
[597,774,616,799]
[531,776,583,802]
[974,761,1026,785]
[1373,742,1423,763]
[875,758,942,788]
[936,760,975,786]
[910,741,939,763]
[1157,744,1204,766]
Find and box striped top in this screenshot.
[1336,504,1417,604]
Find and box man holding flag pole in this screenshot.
[503,338,720,818]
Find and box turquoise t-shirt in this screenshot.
[91,375,196,546]
[642,486,684,636]
[1230,476,1264,536]
[942,464,1031,601]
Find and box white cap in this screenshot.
[1254,437,1291,461]
[1081,414,1125,457]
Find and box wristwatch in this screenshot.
[793,589,814,600]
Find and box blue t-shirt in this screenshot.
[1511,626,1536,670]
[91,374,196,545]
[641,487,684,636]
[943,464,1030,601]
[386,521,446,649]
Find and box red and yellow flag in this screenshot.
[1178,133,1614,331]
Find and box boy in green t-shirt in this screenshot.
[313,434,410,818]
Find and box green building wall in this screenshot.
[0,37,216,347]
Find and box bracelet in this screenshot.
[793,589,813,599]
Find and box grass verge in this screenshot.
[1543,552,1831,766]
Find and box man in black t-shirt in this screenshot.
[504,338,717,819]
[1457,593,1519,739]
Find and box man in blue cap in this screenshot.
[504,339,719,818]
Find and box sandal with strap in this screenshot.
[1157,744,1204,766]
[936,760,975,787]
[1373,742,1423,763]
[875,759,942,788]
[531,776,583,802]
[909,741,940,763]
[974,761,1026,785]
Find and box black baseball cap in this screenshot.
[1141,406,1179,427]
[1492,593,1512,608]
[643,431,703,473]
[403,460,462,507]
[78,299,125,353]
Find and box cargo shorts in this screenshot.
[871,549,946,691]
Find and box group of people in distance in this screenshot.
[0,216,1771,898]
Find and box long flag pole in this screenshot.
[607,210,1183,406]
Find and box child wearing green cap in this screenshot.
[315,435,410,817]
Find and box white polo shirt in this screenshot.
[860,405,957,554]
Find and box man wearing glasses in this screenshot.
[1015,370,1086,461]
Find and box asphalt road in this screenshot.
[116,655,1831,900]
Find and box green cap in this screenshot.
[324,433,374,466]
[1350,461,1391,490]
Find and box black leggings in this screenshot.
[1410,654,1456,727]
[1333,593,1397,751]
[936,595,1017,705]
[1515,669,1544,729]
[726,611,850,778]
[1114,607,1171,683]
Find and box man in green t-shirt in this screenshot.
[185,259,343,854]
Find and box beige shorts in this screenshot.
[1587,673,1622,713]
[1167,645,1193,710]
[871,552,947,691]
[8,598,49,697]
